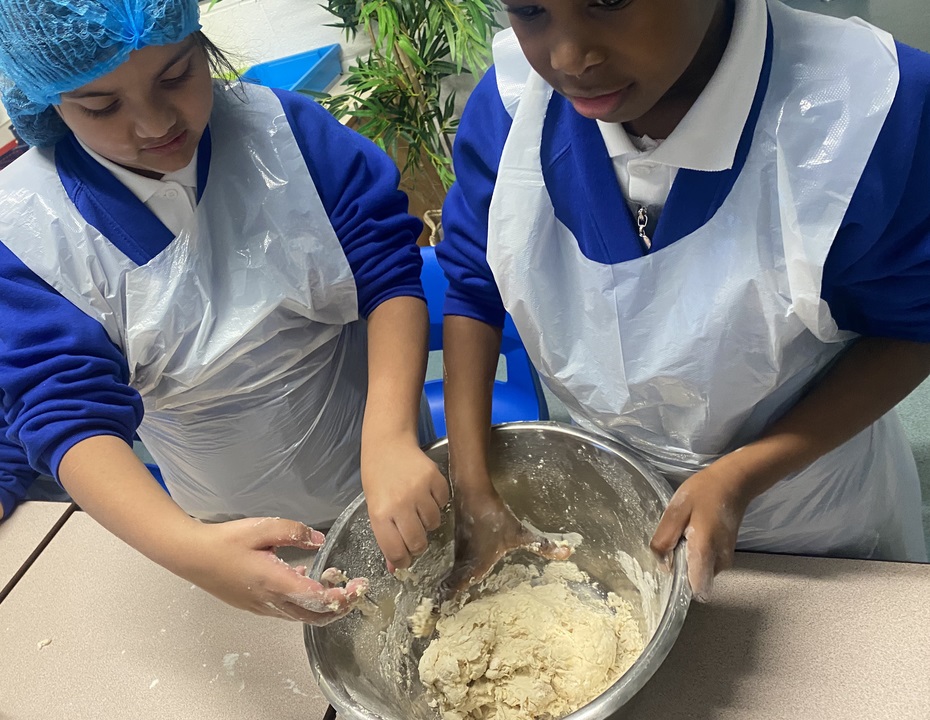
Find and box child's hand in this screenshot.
[183,517,369,624]
[363,439,450,572]
[650,459,753,603]
[441,485,575,596]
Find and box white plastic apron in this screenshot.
[486,1,926,560]
[0,84,366,526]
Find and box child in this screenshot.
[431,0,930,600]
[0,0,449,622]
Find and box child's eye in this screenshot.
[80,102,119,118]
[162,65,192,87]
[506,4,545,21]
[593,0,632,8]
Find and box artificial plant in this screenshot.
[318,0,500,192]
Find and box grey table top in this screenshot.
[0,510,331,720]
[621,552,930,719]
[0,500,73,593]
[2,510,929,720]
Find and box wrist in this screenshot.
[716,434,806,501]
[361,403,420,442]
[453,474,501,510]
[361,423,418,454]
[146,514,210,578]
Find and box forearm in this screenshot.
[724,337,930,498]
[363,296,430,443]
[58,435,201,571]
[443,315,502,498]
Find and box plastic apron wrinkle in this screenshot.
[485,1,926,561]
[0,84,366,526]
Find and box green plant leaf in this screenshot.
[318,0,502,187]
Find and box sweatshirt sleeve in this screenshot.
[0,419,36,520]
[821,43,930,341]
[435,67,512,329]
[0,241,143,481]
[272,88,425,318]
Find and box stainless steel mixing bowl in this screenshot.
[305,422,691,720]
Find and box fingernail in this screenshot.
[309,530,325,546]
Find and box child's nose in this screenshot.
[134,102,178,140]
[549,37,603,78]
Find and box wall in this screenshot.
[198,0,370,73]
[781,0,930,51]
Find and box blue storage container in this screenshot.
[241,44,342,93]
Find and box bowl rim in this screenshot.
[305,420,692,720]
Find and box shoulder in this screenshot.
[894,41,930,112]
[858,41,930,191]
[266,86,370,147]
[0,146,58,198]
[266,86,400,179]
[456,67,515,168]
[461,66,510,124]
[265,85,343,125]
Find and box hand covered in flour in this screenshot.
[441,486,577,596]
[650,459,753,603]
[363,437,450,573]
[184,517,369,625]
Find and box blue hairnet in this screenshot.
[0,0,201,146]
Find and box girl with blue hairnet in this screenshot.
[0,0,452,624]
[429,0,930,601]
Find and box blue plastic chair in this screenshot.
[420,245,549,437]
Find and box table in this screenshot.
[0,510,330,720]
[621,553,930,719]
[2,509,928,719]
[0,500,73,596]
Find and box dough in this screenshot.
[408,597,437,637]
[417,562,644,720]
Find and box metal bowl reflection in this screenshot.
[305,422,691,720]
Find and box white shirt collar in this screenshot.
[77,138,198,204]
[598,0,766,172]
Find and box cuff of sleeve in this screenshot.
[362,285,427,318]
[443,294,506,329]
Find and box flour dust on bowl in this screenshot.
[305,422,691,720]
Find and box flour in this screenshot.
[418,561,644,720]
